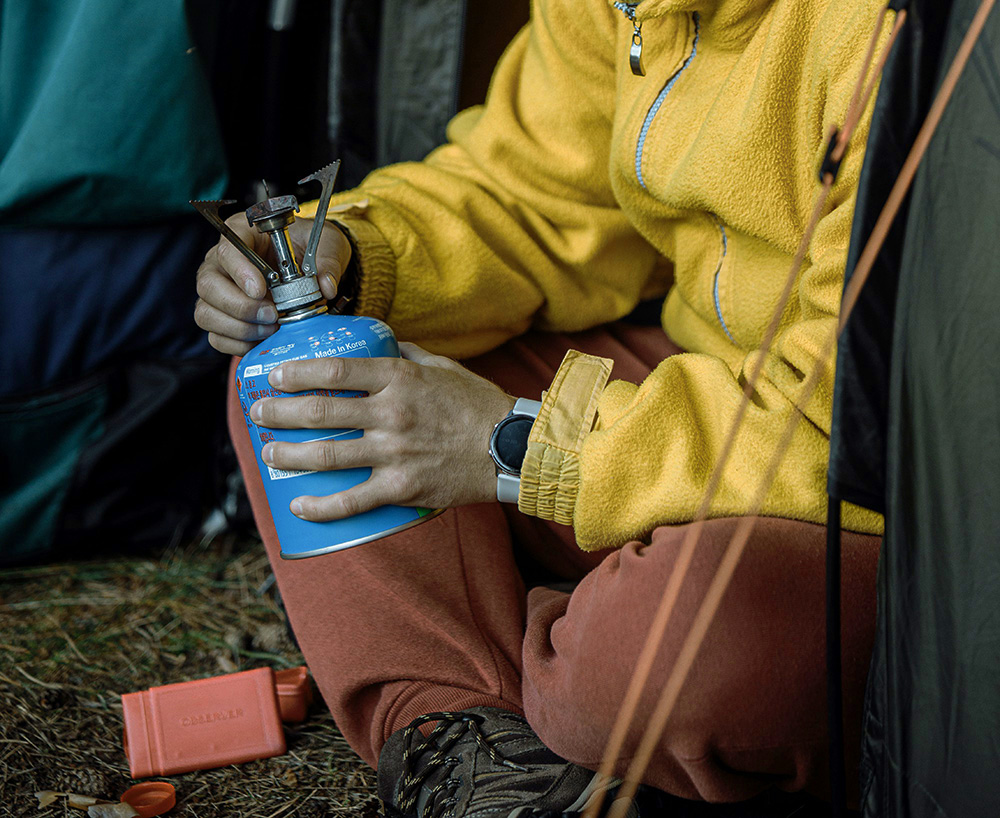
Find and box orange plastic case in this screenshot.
[274,666,313,723]
[122,668,286,778]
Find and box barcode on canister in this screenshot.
[266,466,316,481]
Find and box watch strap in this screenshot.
[327,221,361,315]
[497,473,522,504]
[513,398,543,417]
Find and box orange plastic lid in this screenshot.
[274,666,309,689]
[274,666,314,723]
[121,782,176,817]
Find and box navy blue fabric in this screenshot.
[0,220,217,397]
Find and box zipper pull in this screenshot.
[630,23,645,76]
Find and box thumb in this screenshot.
[289,218,352,300]
[220,212,275,299]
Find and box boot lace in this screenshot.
[395,711,529,818]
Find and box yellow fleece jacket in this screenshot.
[306,0,888,550]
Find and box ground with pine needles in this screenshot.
[0,534,379,818]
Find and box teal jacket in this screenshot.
[0,0,227,226]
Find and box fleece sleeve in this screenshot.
[304,0,671,359]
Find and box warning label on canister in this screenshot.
[266,466,316,481]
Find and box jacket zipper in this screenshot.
[712,220,736,343]
[613,2,646,75]
[634,12,700,190]
[615,8,723,338]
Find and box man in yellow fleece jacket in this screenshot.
[196,0,889,812]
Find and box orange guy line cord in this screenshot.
[609,328,839,818]
[835,10,909,163]
[838,7,890,160]
[581,8,898,818]
[581,176,832,818]
[605,2,996,814]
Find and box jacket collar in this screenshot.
[611,0,775,46]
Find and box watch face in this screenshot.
[492,416,533,474]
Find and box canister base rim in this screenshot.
[279,508,445,559]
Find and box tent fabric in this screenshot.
[375,0,467,168]
[327,0,531,189]
[828,0,955,513]
[828,0,1000,814]
[859,2,1000,813]
[328,0,385,188]
[328,0,468,188]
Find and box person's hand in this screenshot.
[249,343,517,519]
[194,215,352,355]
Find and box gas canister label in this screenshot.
[243,364,263,377]
[262,430,361,482]
[267,466,316,481]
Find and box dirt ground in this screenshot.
[0,533,379,818]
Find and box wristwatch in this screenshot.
[327,222,360,315]
[489,398,543,503]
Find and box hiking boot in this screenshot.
[377,707,637,818]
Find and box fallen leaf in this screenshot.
[68,793,100,808]
[88,804,139,818]
[35,791,59,808]
[252,622,289,653]
[223,628,245,651]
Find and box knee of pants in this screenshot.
[520,603,828,802]
[516,523,879,799]
[520,624,722,800]
[517,540,728,774]
[518,581,655,772]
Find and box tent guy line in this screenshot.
[602,3,996,815]
[581,0,1000,814]
[580,6,903,816]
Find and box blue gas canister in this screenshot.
[235,314,439,558]
[194,162,440,559]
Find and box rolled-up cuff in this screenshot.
[518,350,613,527]
[330,215,395,320]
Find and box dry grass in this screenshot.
[0,534,379,818]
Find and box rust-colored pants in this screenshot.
[228,323,880,803]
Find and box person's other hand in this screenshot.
[249,343,517,518]
[194,215,351,355]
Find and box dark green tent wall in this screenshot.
[830,0,1000,815]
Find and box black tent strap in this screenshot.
[820,130,846,184]
[826,496,847,818]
